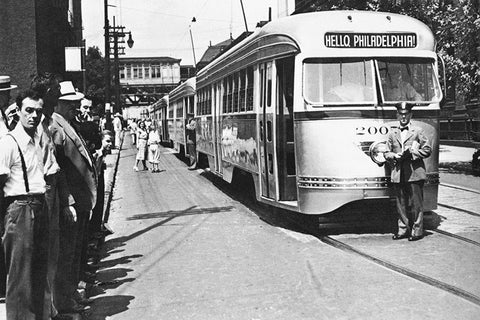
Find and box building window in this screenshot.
[144,66,150,78]
[152,65,161,78]
[126,65,132,79]
[120,68,125,79]
[133,64,140,79]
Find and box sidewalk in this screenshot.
[439,144,476,163]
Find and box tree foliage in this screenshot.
[299,0,480,103]
[85,46,106,115]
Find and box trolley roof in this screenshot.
[169,77,196,102]
[197,11,436,87]
[152,95,168,112]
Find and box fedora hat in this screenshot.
[0,76,17,91]
[58,81,84,101]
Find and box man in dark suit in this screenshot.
[50,81,97,314]
[384,102,432,241]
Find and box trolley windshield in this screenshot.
[304,58,376,105]
[377,58,442,104]
[303,57,442,105]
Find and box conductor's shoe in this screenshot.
[408,235,423,241]
[392,234,408,240]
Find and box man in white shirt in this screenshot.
[0,75,17,300]
[0,89,49,319]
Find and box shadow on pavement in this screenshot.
[85,205,235,319]
[84,295,134,320]
[197,170,444,237]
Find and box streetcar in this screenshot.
[167,77,195,154]
[152,95,169,143]
[171,11,443,214]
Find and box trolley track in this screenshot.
[437,203,480,218]
[431,229,480,248]
[440,183,480,195]
[208,170,480,307]
[318,235,480,307]
[438,182,480,217]
[281,213,480,308]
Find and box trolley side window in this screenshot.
[303,58,376,105]
[377,58,442,104]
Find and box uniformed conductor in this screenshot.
[0,89,49,319]
[384,102,432,241]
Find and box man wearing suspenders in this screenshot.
[0,89,49,319]
[0,75,17,301]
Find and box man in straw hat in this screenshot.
[0,75,17,301]
[50,81,97,315]
[384,102,432,242]
[0,75,18,137]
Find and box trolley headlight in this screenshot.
[369,141,388,166]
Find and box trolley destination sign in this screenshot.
[324,32,417,48]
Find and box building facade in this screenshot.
[0,0,83,91]
[118,56,182,118]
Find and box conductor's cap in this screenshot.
[395,102,413,113]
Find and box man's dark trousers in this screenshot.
[3,197,49,320]
[393,181,424,237]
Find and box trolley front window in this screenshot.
[303,57,442,106]
[304,58,376,105]
[377,58,442,104]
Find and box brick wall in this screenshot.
[0,0,82,94]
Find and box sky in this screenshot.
[82,0,293,66]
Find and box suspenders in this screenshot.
[6,134,30,193]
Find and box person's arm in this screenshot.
[0,138,14,232]
[384,133,402,162]
[410,129,432,160]
[50,125,77,223]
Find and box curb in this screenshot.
[103,131,124,224]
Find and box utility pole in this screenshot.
[104,0,110,113]
[109,17,134,116]
[104,0,113,132]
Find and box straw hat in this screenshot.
[58,81,84,100]
[0,76,17,91]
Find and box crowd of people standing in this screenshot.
[130,119,162,173]
[0,74,114,320]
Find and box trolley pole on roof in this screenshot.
[240,0,249,32]
[189,17,197,70]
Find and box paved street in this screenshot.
[0,136,478,320]
[82,135,479,320]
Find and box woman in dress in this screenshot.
[134,121,149,171]
[147,124,161,172]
